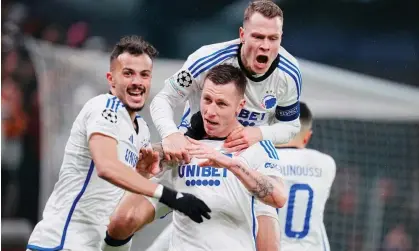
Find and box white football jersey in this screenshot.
[275,147,336,251]
[27,93,150,251]
[151,39,302,144]
[159,139,283,251]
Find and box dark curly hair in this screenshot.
[110,35,158,63]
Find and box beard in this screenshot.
[124,85,147,113]
[126,104,144,113]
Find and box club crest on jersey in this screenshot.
[178,164,228,187]
[101,108,117,124]
[261,90,276,109]
[177,70,193,88]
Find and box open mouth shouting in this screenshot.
[127,85,146,103]
[254,54,269,70]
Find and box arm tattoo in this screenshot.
[151,142,180,169]
[151,142,165,170]
[151,142,164,160]
[234,164,274,199]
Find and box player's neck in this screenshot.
[126,110,136,122]
[224,121,243,138]
[275,139,304,149]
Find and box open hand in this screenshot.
[137,147,160,178]
[223,127,262,152]
[162,132,191,163]
[186,137,233,168]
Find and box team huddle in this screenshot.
[26,1,336,251]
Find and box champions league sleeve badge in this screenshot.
[177,70,193,88]
[101,108,118,124]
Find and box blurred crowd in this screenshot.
[1,0,111,225]
[310,120,419,251]
[2,1,418,250]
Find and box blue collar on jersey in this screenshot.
[276,146,299,149]
[237,43,280,82]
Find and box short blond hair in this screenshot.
[243,0,284,23]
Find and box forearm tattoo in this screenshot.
[151,142,180,169]
[151,142,165,170]
[151,142,165,160]
[234,164,274,199]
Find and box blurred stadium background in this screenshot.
[1,0,418,250]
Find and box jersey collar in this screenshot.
[237,43,280,82]
[275,146,299,149]
[204,136,227,141]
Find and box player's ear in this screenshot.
[303,130,313,146]
[236,98,246,115]
[239,27,245,43]
[106,72,115,88]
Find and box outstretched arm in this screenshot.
[89,134,160,197]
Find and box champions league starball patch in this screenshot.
[101,108,118,124]
[177,70,193,88]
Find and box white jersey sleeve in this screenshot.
[178,100,191,133]
[259,48,302,144]
[237,140,283,178]
[276,48,302,109]
[150,40,240,138]
[85,97,121,141]
[236,140,284,219]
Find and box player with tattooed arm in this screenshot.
[101,64,287,251]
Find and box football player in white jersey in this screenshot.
[257,102,336,251]
[26,36,211,251]
[150,0,302,163]
[101,64,287,251]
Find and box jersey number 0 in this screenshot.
[284,183,314,239]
